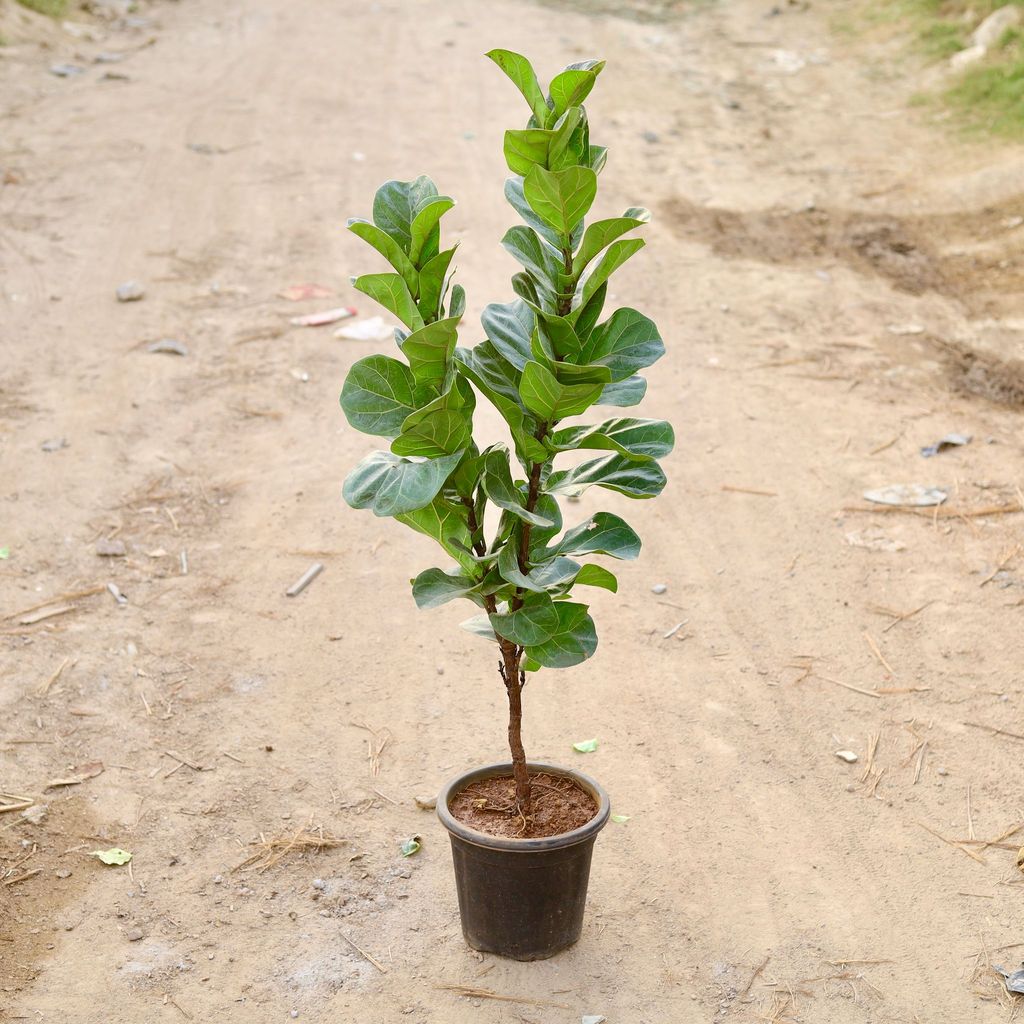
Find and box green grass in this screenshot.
[946,29,1024,137]
[14,0,70,17]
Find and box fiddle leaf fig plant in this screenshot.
[339,50,673,816]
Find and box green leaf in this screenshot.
[576,308,665,381]
[497,543,580,593]
[340,355,433,438]
[480,299,536,371]
[411,568,482,609]
[395,494,475,572]
[572,738,598,753]
[555,512,641,560]
[574,281,607,343]
[547,106,587,171]
[343,449,464,517]
[588,145,608,174]
[523,164,597,238]
[490,593,560,646]
[573,563,618,592]
[449,284,466,319]
[531,309,581,361]
[549,418,675,461]
[482,447,554,527]
[400,317,460,387]
[485,48,550,125]
[519,361,604,421]
[598,375,647,407]
[501,226,561,287]
[460,613,496,641]
[400,835,421,857]
[372,176,439,250]
[347,219,419,292]
[352,272,424,331]
[525,602,597,668]
[611,813,630,824]
[551,361,611,386]
[415,246,457,323]
[409,196,455,267]
[549,68,603,115]
[574,238,645,312]
[547,453,667,499]
[572,213,649,275]
[391,382,473,458]
[503,128,551,176]
[527,493,563,557]
[505,175,581,251]
[0,547,8,560]
[90,848,132,865]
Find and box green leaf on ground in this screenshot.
[90,848,132,865]
[572,738,598,753]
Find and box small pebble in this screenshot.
[148,337,188,357]
[116,280,145,302]
[834,750,858,764]
[96,538,127,557]
[55,868,71,879]
[213,874,223,884]
[125,928,144,942]
[651,583,667,594]
[414,795,437,810]
[41,438,68,453]
[937,767,949,776]
[290,1011,299,1019]
[311,878,326,891]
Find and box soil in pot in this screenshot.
[448,771,597,839]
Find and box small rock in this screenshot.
[1003,215,1024,230]
[973,5,1021,49]
[641,130,660,144]
[125,927,144,942]
[950,44,986,70]
[290,1011,299,1019]
[116,280,145,302]
[20,804,47,825]
[55,868,71,879]
[834,750,859,763]
[414,795,437,811]
[213,874,224,884]
[937,767,949,776]
[651,583,667,594]
[93,51,126,64]
[95,538,127,557]
[49,64,84,78]
[41,438,68,453]
[311,878,326,891]
[886,322,925,336]
[148,338,188,357]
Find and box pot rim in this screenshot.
[436,761,611,853]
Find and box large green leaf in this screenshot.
[497,543,580,593]
[572,213,649,275]
[505,175,582,251]
[391,381,473,458]
[486,48,550,125]
[523,165,597,238]
[574,238,645,312]
[576,308,665,381]
[343,449,464,517]
[573,281,607,343]
[519,361,604,421]
[409,196,455,267]
[523,602,597,668]
[528,493,563,557]
[481,299,536,371]
[352,273,424,330]
[546,106,587,172]
[481,447,554,528]
[504,128,551,176]
[411,568,482,609]
[459,613,496,641]
[573,564,618,592]
[502,226,562,287]
[490,592,560,646]
[598,375,647,407]
[400,317,460,387]
[415,247,456,323]
[340,355,433,437]
[547,453,667,499]
[449,284,466,319]
[372,176,439,251]
[549,65,604,114]
[347,219,418,292]
[554,512,641,560]
[549,418,675,461]
[529,308,581,361]
[396,495,475,572]
[551,361,611,386]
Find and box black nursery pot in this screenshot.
[436,761,611,961]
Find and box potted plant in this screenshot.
[338,49,672,960]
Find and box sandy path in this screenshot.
[2,0,1024,1021]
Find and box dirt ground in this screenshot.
[2,0,1024,1020]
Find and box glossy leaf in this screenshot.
[505,175,581,251]
[482,447,554,527]
[391,382,473,458]
[573,563,618,592]
[490,593,560,646]
[519,361,604,421]
[572,213,649,275]
[547,453,667,499]
[395,495,475,572]
[352,273,424,331]
[525,602,597,668]
[448,283,466,319]
[343,449,463,517]
[416,246,457,323]
[577,308,665,381]
[555,512,641,560]
[572,738,598,753]
[400,316,460,387]
[523,164,597,238]
[497,543,580,593]
[372,176,439,251]
[502,226,561,286]
[409,196,455,266]
[460,612,496,641]
[575,237,645,312]
[486,48,550,125]
[504,128,551,176]
[549,66,604,114]
[481,299,536,371]
[340,355,433,438]
[412,568,482,609]
[549,418,675,462]
[598,375,647,407]
[547,106,588,171]
[347,219,418,292]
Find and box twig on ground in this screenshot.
[436,986,572,1010]
[816,674,880,699]
[918,820,986,865]
[863,632,895,676]
[721,484,778,497]
[980,544,1022,588]
[965,721,1024,743]
[232,826,347,873]
[341,931,387,973]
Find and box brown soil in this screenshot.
[448,773,598,839]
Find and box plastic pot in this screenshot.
[436,761,610,961]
